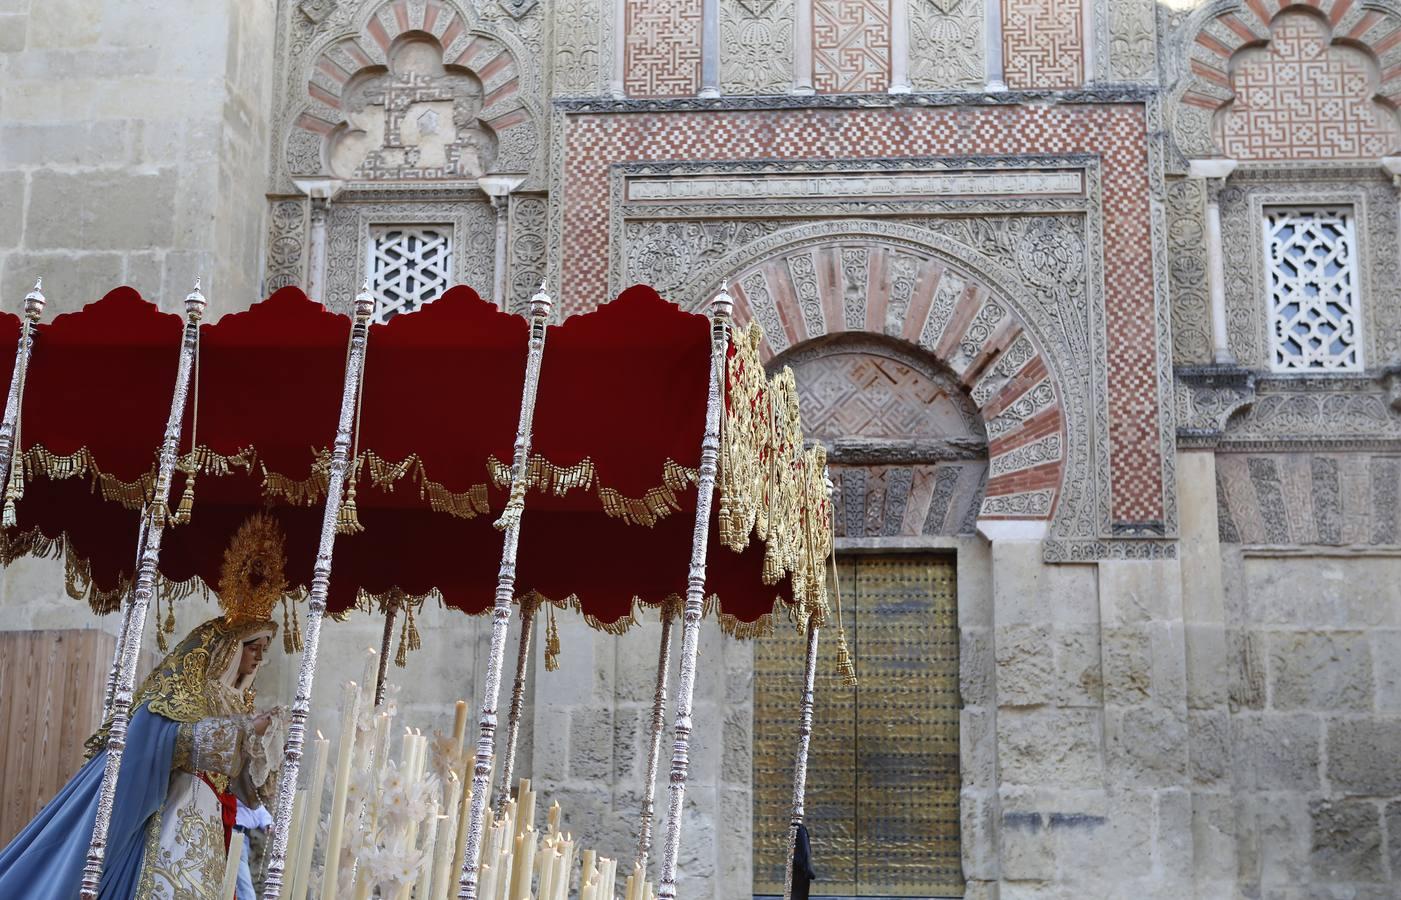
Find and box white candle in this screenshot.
[221,831,245,900]
[291,734,330,900]
[430,775,460,900]
[362,647,379,703]
[319,681,360,900]
[280,790,305,900]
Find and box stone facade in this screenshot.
[2,0,1401,896]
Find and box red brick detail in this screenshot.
[988,406,1062,455]
[367,15,392,52]
[1220,12,1262,43]
[900,261,944,345]
[1191,59,1232,89]
[560,103,1162,521]
[964,317,1020,386]
[1329,0,1354,25]
[1195,30,1236,57]
[308,82,342,109]
[981,356,1050,419]
[624,0,703,98]
[1002,0,1084,89]
[987,459,1062,495]
[392,0,410,34]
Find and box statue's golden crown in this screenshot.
[218,513,290,626]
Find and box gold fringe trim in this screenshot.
[717,321,834,630]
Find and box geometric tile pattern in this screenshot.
[1217,12,1401,161]
[624,0,704,97]
[1264,207,1362,371]
[1182,0,1401,159]
[560,103,1162,521]
[813,0,893,93]
[1001,0,1085,89]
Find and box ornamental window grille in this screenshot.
[368,225,453,324]
[1263,207,1362,372]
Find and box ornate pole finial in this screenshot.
[710,282,734,321]
[529,279,552,320]
[184,277,207,322]
[23,278,45,322]
[354,280,376,323]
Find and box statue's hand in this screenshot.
[252,712,272,736]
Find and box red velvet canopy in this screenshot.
[0,284,831,634]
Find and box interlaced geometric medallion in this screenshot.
[369,226,454,325]
[1264,207,1361,372]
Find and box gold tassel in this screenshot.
[835,627,857,686]
[291,603,303,652]
[395,608,409,668]
[406,602,420,652]
[163,596,176,638]
[156,594,169,653]
[544,605,561,672]
[336,475,364,535]
[173,470,196,526]
[282,598,294,654]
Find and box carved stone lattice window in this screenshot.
[1264,207,1362,372]
[368,226,453,324]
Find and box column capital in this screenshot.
[976,519,1048,542]
[477,174,526,200]
[1186,158,1238,182]
[292,177,344,202]
[1380,156,1401,188]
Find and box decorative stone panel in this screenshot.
[285,0,537,179]
[1216,451,1401,545]
[721,0,797,94]
[1166,178,1211,365]
[813,0,893,92]
[1001,0,1084,89]
[506,194,548,314]
[551,0,608,95]
[909,0,985,91]
[1170,0,1401,158]
[623,0,703,97]
[264,197,308,292]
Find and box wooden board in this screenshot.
[0,629,115,846]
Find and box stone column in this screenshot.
[889,0,912,94]
[985,0,1006,91]
[477,176,526,309]
[1188,159,1238,365]
[793,0,815,94]
[611,0,627,97]
[292,178,342,303]
[700,0,721,97]
[1081,0,1096,84]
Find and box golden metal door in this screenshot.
[753,555,962,897]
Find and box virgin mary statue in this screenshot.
[0,513,296,899]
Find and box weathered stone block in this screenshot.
[961,626,994,707]
[1191,791,1237,882]
[1184,622,1229,709]
[1268,630,1372,711]
[1187,709,1231,786]
[998,708,1103,788]
[1228,628,1266,711]
[1054,624,1102,707]
[995,623,1055,707]
[1157,788,1193,875]
[1327,719,1401,795]
[0,171,23,247]
[1105,706,1188,786]
[1098,558,1184,625]
[26,169,176,251]
[999,807,1055,881]
[1052,790,1147,887]
[0,121,129,167]
[0,14,25,52]
[1102,626,1152,705]
[1310,798,1384,883]
[568,705,613,781]
[1235,794,1312,887]
[1372,629,1401,713]
[991,540,1097,625]
[1231,713,1321,791]
[1245,557,1401,628]
[1,250,123,315]
[1148,620,1188,705]
[26,0,99,49]
[962,707,997,791]
[1386,801,1401,882]
[960,789,1000,880]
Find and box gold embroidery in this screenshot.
[134,780,225,900]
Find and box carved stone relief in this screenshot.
[265,198,309,292]
[552,0,607,95]
[1217,167,1401,372]
[327,39,497,181]
[1216,450,1401,545]
[1107,0,1155,82]
[322,194,495,312]
[720,0,796,94]
[909,0,984,91]
[506,194,548,314]
[1166,177,1210,365]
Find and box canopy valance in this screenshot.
[0,284,831,634]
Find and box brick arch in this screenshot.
[1176,0,1401,158]
[702,224,1066,523]
[287,0,533,177]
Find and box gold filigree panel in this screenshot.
[753,555,962,896]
